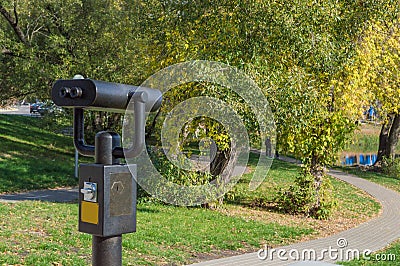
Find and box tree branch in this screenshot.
[1,48,27,59]
[1,48,13,55]
[0,3,28,44]
[13,0,18,25]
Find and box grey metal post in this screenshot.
[74,150,79,178]
[73,74,83,180]
[93,131,122,266]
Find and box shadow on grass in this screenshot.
[137,206,161,213]
[0,115,78,193]
[224,158,300,214]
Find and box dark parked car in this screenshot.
[30,101,64,116]
[30,103,48,115]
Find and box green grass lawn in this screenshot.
[0,115,384,265]
[0,201,313,265]
[0,114,77,192]
[341,167,400,193]
[227,158,380,220]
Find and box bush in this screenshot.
[275,174,314,215]
[382,156,400,178]
[136,147,222,205]
[312,178,337,219]
[274,171,337,219]
[149,148,214,186]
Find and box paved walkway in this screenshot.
[0,188,78,203]
[191,160,400,265]
[0,105,30,115]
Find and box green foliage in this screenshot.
[242,0,398,168]
[347,19,400,118]
[345,18,400,162]
[2,0,399,205]
[137,147,227,206]
[275,173,315,214]
[155,82,246,153]
[382,156,400,179]
[149,148,214,187]
[2,0,397,154]
[0,0,155,101]
[275,171,337,219]
[314,177,338,219]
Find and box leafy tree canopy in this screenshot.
[1,0,398,167]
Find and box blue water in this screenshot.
[342,154,377,166]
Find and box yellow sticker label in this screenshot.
[81,201,99,224]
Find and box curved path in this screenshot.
[191,166,400,265]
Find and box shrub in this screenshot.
[382,156,400,178]
[275,173,314,215]
[137,147,222,205]
[274,171,337,219]
[149,148,214,186]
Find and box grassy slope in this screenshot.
[0,115,77,192]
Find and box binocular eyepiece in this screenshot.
[59,87,83,99]
[52,78,162,113]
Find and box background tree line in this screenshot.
[1,0,399,218]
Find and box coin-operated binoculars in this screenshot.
[52,78,162,266]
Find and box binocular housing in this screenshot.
[52,78,162,113]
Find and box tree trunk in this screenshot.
[204,144,231,207]
[375,118,391,164]
[210,147,230,179]
[388,114,400,158]
[375,113,400,166]
[310,153,324,209]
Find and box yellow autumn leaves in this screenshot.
[345,19,400,119]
